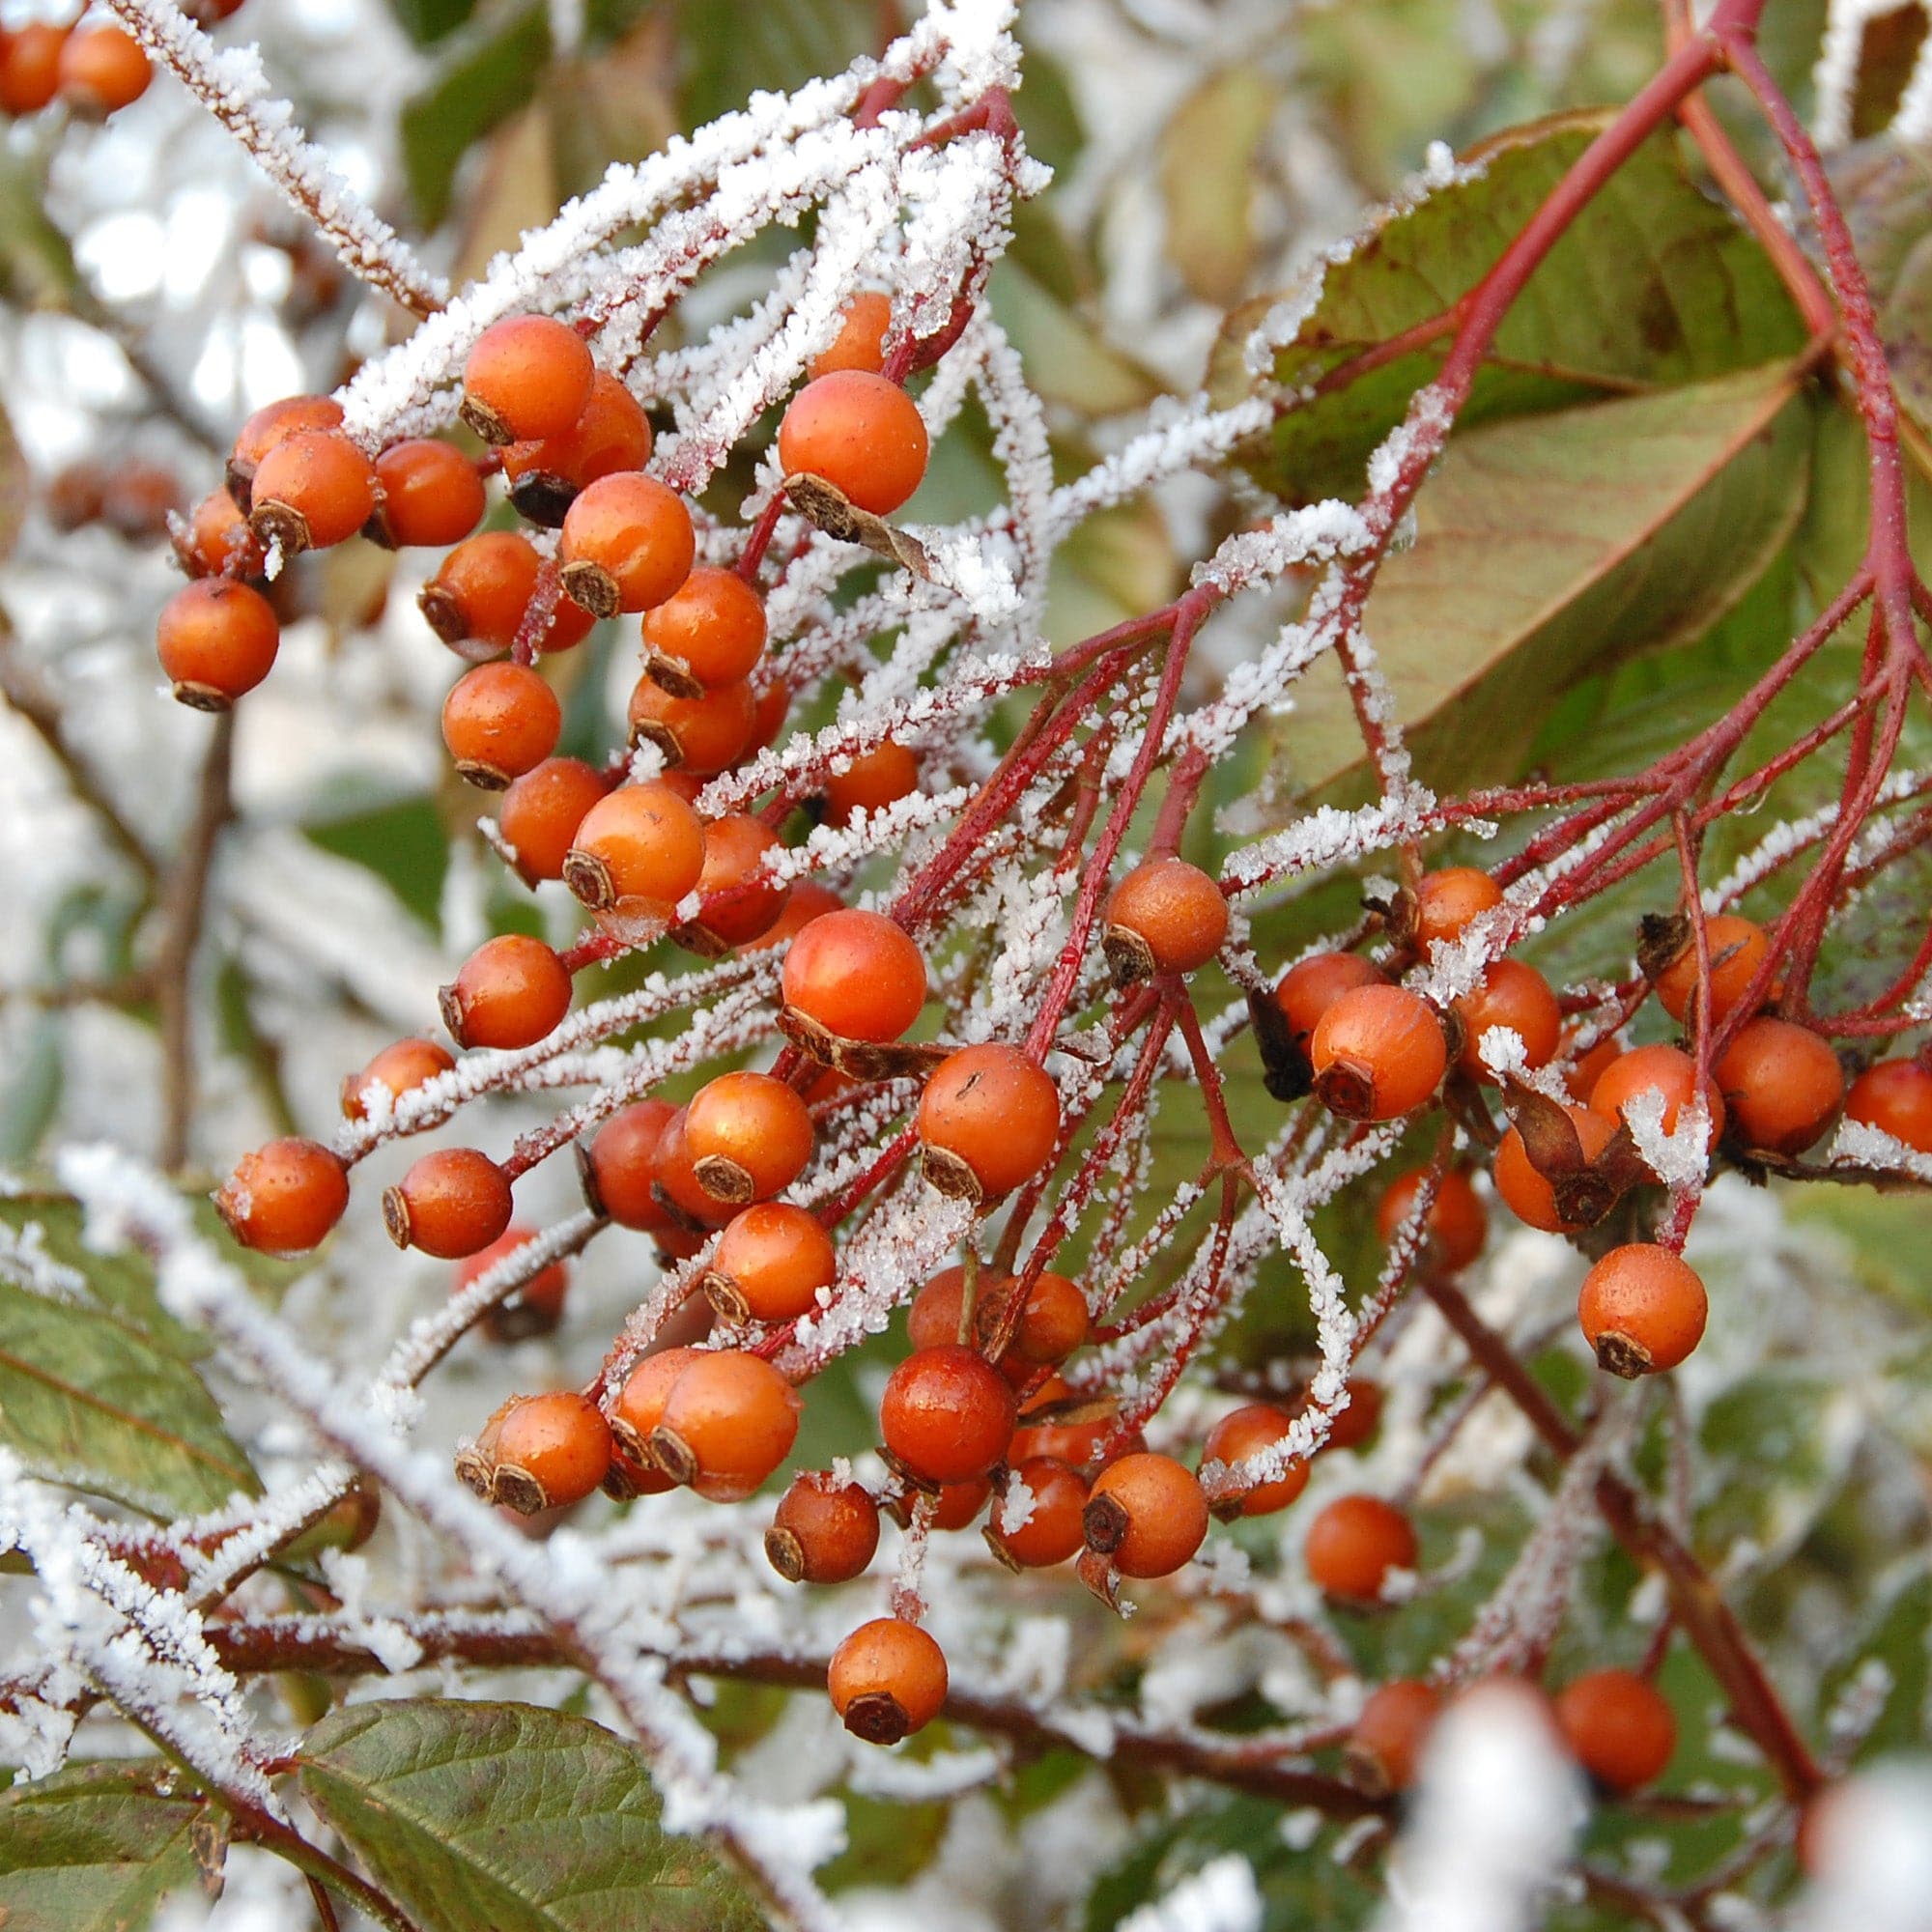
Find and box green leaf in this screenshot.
[1275,365,1812,798]
[387,0,479,49]
[0,1762,211,1932]
[298,1700,765,1932]
[401,4,551,229]
[0,152,78,308]
[672,0,876,132]
[304,793,452,929]
[1213,119,1806,503]
[0,1272,258,1519]
[1158,69,1281,303]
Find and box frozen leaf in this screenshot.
[1158,69,1281,304]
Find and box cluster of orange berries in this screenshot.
[0,12,161,121]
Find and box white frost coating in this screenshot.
[1830,1118,1932,1184]
[1794,1763,1932,1932]
[1118,1853,1264,1932]
[1377,1683,1581,1932]
[1221,790,1462,894]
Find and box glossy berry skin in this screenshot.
[174,489,265,581]
[907,1266,1010,1353]
[1323,1378,1384,1452]
[1103,858,1230,980]
[650,1350,800,1501]
[706,1203,836,1324]
[918,1043,1062,1202]
[1350,1680,1443,1794]
[156,579,279,710]
[1492,1108,1617,1233]
[383,1148,514,1259]
[215,1138,349,1254]
[685,814,787,950]
[497,758,610,886]
[1578,1243,1707,1378]
[1310,983,1448,1122]
[1203,1405,1308,1517]
[473,1391,611,1514]
[766,1473,879,1583]
[1084,1452,1208,1577]
[1304,1493,1418,1602]
[810,291,893,379]
[778,371,928,516]
[909,1266,1087,1374]
[628,674,755,776]
[461,315,595,445]
[440,662,561,788]
[226,394,344,510]
[683,1070,814,1205]
[750,880,842,953]
[650,1109,735,1232]
[1655,914,1769,1026]
[558,472,695,617]
[1715,1016,1844,1156]
[1272,952,1386,1047]
[1845,1058,1932,1152]
[1376,1168,1487,1270]
[828,1617,948,1746]
[563,781,706,914]
[500,370,651,525]
[420,531,587,660]
[1555,1669,1676,1794]
[642,568,767,693]
[247,430,378,554]
[880,1344,1017,1487]
[1410,867,1502,950]
[1005,1270,1090,1366]
[0,24,68,114]
[341,1037,455,1120]
[781,908,926,1043]
[370,439,485,549]
[823,742,920,829]
[579,1098,677,1231]
[608,1345,703,1480]
[989,1458,1088,1568]
[440,933,572,1050]
[455,1223,571,1342]
[929,1476,993,1530]
[1009,1374,1146,1471]
[57,25,151,117]
[1589,1043,1725,1155]
[1454,959,1562,1080]
[1561,1029,1624,1105]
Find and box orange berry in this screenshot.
[1009,1374,1144,1470]
[383,1148,514,1260]
[906,1265,1008,1353]
[642,568,767,694]
[1454,958,1562,1080]
[226,394,344,511]
[463,1390,610,1513]
[370,439,485,549]
[880,1344,1017,1486]
[500,370,652,526]
[563,781,706,914]
[1376,1168,1488,1270]
[156,578,278,710]
[647,1107,736,1232]
[1410,867,1502,951]
[1588,1043,1725,1159]
[628,673,756,776]
[461,315,594,446]
[1203,1404,1308,1517]
[1715,1016,1844,1155]
[440,933,572,1050]
[778,371,928,516]
[1561,1028,1624,1104]
[214,1138,349,1254]
[767,1472,879,1583]
[497,757,611,886]
[650,1349,801,1500]
[1322,1378,1384,1452]
[781,907,926,1043]
[929,1475,994,1530]
[578,1098,678,1232]
[608,1345,704,1485]
[341,1037,455,1120]
[907,1265,1086,1372]
[1654,914,1770,1026]
[455,1223,571,1342]
[1492,1107,1617,1234]
[1350,1680,1443,1793]
[988,1457,1088,1568]
[440,662,561,789]
[1084,1451,1208,1577]
[174,488,265,581]
[419,530,534,655]
[918,1042,1061,1203]
[683,813,788,950]
[824,741,921,829]
[748,675,791,755]
[1006,1269,1090,1365]
[750,879,842,952]
[1310,983,1447,1122]
[827,1617,947,1745]
[1103,857,1230,981]
[1577,1243,1707,1378]
[557,472,695,617]
[705,1202,836,1323]
[247,429,378,554]
[810,291,893,379]
[1555,1668,1676,1794]
[1304,1493,1417,1602]
[683,1070,815,1205]
[1272,952,1387,1047]
[56,21,149,115]
[1845,1058,1932,1152]
[0,22,67,114]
